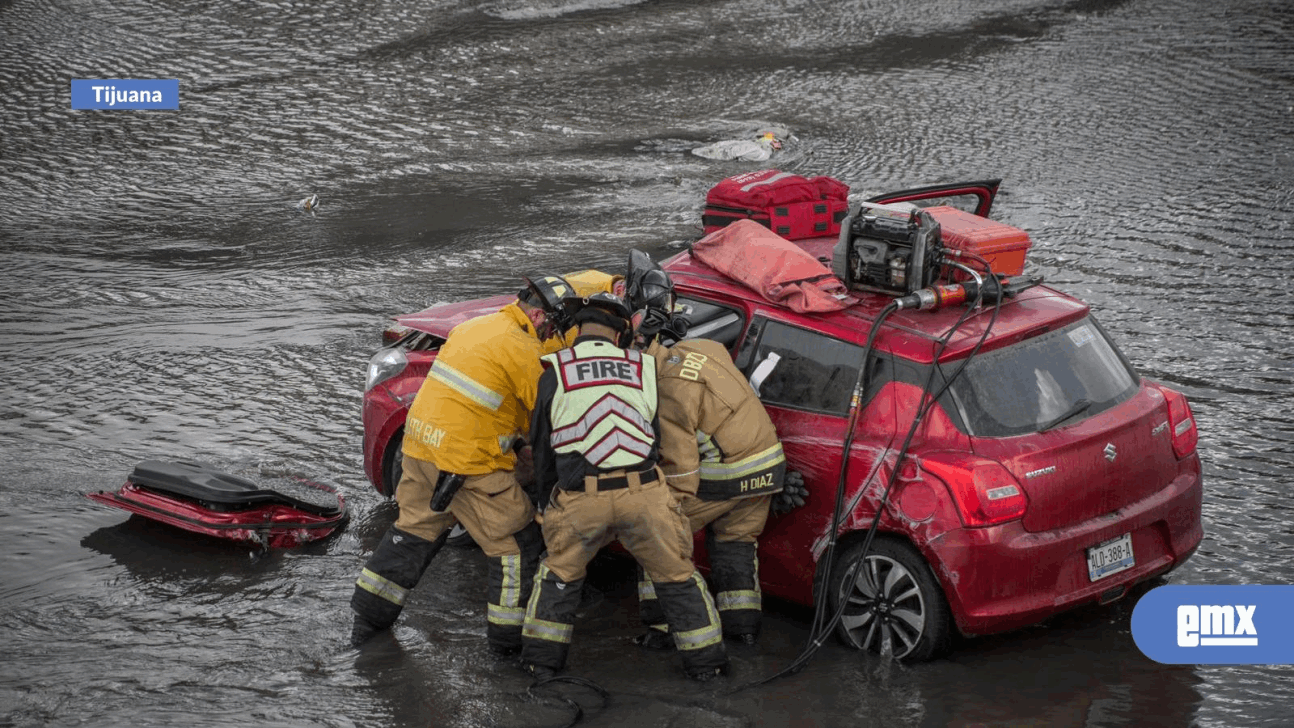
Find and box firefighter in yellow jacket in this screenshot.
[350,275,576,654]
[625,251,786,646]
[519,292,729,681]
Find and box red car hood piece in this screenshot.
[395,294,514,337]
[87,461,348,549]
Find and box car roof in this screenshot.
[393,237,1092,364]
[663,236,1091,365]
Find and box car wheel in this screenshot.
[381,439,404,498]
[445,523,476,548]
[829,537,952,662]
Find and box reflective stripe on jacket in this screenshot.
[542,340,658,470]
[403,302,546,474]
[652,339,786,500]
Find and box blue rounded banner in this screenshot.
[1132,585,1294,664]
[71,79,179,110]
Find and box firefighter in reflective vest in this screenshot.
[519,292,729,682]
[625,251,786,646]
[349,275,575,654]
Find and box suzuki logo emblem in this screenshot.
[1104,443,1118,462]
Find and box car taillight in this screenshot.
[1162,386,1198,458]
[922,455,1027,527]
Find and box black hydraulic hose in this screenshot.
[815,287,1001,654]
[525,674,610,728]
[736,261,1005,690]
[810,264,1004,664]
[734,299,899,689]
[797,258,1009,667]
[807,300,976,670]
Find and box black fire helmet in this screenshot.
[520,275,576,332]
[624,249,674,314]
[565,291,634,338]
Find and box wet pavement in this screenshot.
[2,0,1293,725]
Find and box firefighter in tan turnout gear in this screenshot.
[519,292,729,682]
[349,275,575,654]
[625,251,786,646]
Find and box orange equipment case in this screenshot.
[924,205,1032,278]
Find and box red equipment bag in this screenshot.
[702,170,850,240]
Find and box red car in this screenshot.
[361,181,1202,662]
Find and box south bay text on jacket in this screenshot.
[403,302,547,474]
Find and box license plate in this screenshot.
[1087,533,1135,581]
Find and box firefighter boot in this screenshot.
[653,572,729,680]
[487,521,543,655]
[520,564,585,674]
[350,527,447,647]
[634,565,674,650]
[708,537,762,643]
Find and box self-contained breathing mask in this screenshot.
[520,274,576,340]
[624,249,689,347]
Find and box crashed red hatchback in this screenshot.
[360,180,1203,661]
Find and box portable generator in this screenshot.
[830,202,943,296]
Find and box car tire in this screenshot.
[445,523,476,548]
[828,537,952,662]
[380,438,404,498]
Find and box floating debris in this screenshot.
[692,131,784,162]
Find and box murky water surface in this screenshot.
[2,0,1293,725]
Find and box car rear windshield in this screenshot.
[942,317,1139,438]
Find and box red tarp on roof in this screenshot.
[690,219,849,313]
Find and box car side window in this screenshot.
[740,318,866,415]
[906,192,983,214]
[675,296,745,350]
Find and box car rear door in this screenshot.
[868,179,1001,217]
[733,312,896,602]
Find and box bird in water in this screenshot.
[691,131,785,162]
[297,194,320,214]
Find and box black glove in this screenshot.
[771,470,808,515]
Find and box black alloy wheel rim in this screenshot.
[838,553,927,659]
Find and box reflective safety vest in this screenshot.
[542,340,658,470]
[403,303,546,474]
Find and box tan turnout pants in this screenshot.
[394,455,535,557]
[677,492,772,542]
[541,469,694,584]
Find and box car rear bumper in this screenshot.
[925,461,1203,636]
